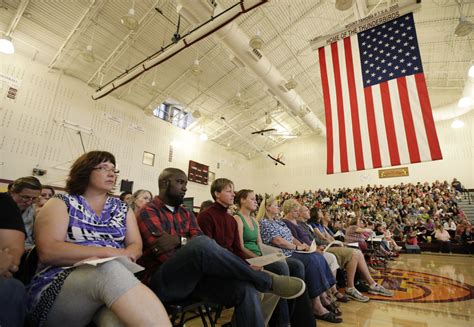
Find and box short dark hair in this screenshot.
[199,200,214,213]
[10,176,42,193]
[234,189,254,206]
[41,185,55,196]
[210,178,233,200]
[66,151,116,195]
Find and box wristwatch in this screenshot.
[180,236,188,247]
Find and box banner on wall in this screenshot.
[317,12,442,174]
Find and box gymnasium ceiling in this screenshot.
[1,0,473,158]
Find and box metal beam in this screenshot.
[5,0,30,36]
[87,0,162,85]
[48,0,107,69]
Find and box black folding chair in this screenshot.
[164,299,216,327]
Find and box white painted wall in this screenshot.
[247,112,474,194]
[0,54,251,206]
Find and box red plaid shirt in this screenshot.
[136,196,202,284]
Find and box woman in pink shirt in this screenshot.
[434,223,452,253]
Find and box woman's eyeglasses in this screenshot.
[93,166,120,174]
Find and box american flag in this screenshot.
[318,13,442,174]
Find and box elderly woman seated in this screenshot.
[27,151,170,326]
[258,196,342,323]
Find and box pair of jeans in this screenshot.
[0,277,26,327]
[266,258,315,327]
[291,252,336,298]
[150,236,272,327]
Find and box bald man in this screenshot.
[136,168,305,327]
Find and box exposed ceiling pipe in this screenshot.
[92,0,267,100]
[432,76,474,121]
[177,0,326,136]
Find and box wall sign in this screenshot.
[378,167,409,179]
[188,160,209,185]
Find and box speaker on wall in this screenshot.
[120,180,134,193]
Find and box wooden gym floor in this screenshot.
[186,252,474,327]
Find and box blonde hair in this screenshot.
[256,195,275,221]
[282,199,300,216]
[129,189,152,211]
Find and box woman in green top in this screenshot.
[233,189,262,258]
[233,189,315,327]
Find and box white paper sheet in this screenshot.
[73,256,144,273]
[246,252,287,266]
[294,240,317,253]
[346,242,360,248]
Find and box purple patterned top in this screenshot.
[27,193,128,324]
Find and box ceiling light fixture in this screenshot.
[249,30,264,50]
[454,15,473,37]
[468,64,474,78]
[232,91,243,106]
[81,44,95,63]
[191,59,202,75]
[335,0,353,11]
[285,75,298,90]
[199,132,208,141]
[458,96,473,108]
[151,68,157,86]
[192,110,202,119]
[451,119,464,129]
[0,35,14,54]
[121,0,139,31]
[265,112,272,125]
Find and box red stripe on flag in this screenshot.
[380,82,401,166]
[397,77,421,163]
[415,73,443,160]
[331,43,349,172]
[343,37,364,171]
[363,87,381,168]
[318,47,334,174]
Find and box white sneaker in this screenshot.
[345,287,370,302]
[368,284,394,297]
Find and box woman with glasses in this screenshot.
[8,176,42,250]
[128,189,153,217]
[27,151,170,326]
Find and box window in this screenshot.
[152,101,194,130]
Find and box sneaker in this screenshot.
[368,284,394,297]
[345,287,370,302]
[267,272,306,299]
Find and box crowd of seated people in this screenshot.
[271,179,472,254]
[2,152,472,326]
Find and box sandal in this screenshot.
[315,312,343,323]
[324,303,343,316]
[335,292,350,303]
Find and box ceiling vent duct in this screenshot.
[248,48,263,61]
[177,0,326,136]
